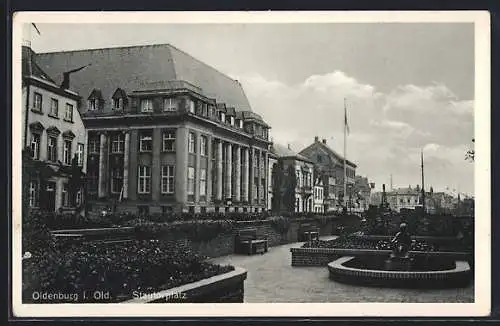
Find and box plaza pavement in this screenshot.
[208,236,474,303]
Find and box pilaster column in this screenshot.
[207,135,213,201]
[123,131,130,199]
[225,142,232,200]
[194,131,201,203]
[216,140,223,201]
[234,145,241,201]
[264,151,269,209]
[175,127,188,205]
[249,147,255,205]
[98,132,107,198]
[255,148,261,204]
[242,147,249,203]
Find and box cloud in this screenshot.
[236,71,474,194]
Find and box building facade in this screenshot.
[269,144,315,213]
[299,136,357,211]
[354,175,372,212]
[267,151,278,211]
[36,44,271,214]
[22,45,87,213]
[313,177,324,213]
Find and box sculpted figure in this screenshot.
[390,222,411,258]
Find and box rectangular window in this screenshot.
[239,120,243,129]
[64,103,74,122]
[50,98,59,117]
[88,99,98,111]
[111,134,125,153]
[200,168,207,196]
[113,98,123,110]
[200,135,207,156]
[111,168,123,194]
[188,100,195,114]
[139,131,153,152]
[161,165,175,194]
[187,167,195,195]
[163,98,178,111]
[188,132,196,153]
[47,136,58,162]
[141,99,153,113]
[30,133,41,160]
[76,143,84,166]
[75,190,82,205]
[29,181,39,207]
[253,183,258,200]
[33,92,42,112]
[63,140,72,165]
[230,116,235,126]
[220,112,225,122]
[138,166,151,194]
[162,129,176,152]
[89,138,100,154]
[62,183,69,207]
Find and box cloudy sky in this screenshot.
[26,22,475,195]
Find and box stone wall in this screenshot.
[291,247,473,267]
[124,267,247,303]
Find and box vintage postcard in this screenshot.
[11,11,490,317]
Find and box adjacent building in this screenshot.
[313,177,325,213]
[299,136,357,211]
[354,175,372,212]
[22,45,87,213]
[267,150,278,211]
[36,44,271,214]
[269,143,315,213]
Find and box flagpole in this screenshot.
[343,98,347,210]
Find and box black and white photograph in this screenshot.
[11,11,490,317]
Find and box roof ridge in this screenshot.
[37,43,176,55]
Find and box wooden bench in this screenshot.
[235,228,268,255]
[298,223,320,242]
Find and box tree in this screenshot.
[67,154,84,207]
[271,162,284,212]
[283,164,297,213]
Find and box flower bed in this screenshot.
[22,239,234,303]
[302,238,439,252]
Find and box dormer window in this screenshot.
[88,89,103,111]
[112,88,127,111]
[113,98,123,110]
[163,97,178,112]
[239,120,244,129]
[230,116,235,126]
[220,112,225,122]
[141,99,153,113]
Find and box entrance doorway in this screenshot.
[45,182,56,212]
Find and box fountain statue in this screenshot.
[385,222,414,271]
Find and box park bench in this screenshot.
[298,223,320,242]
[235,228,268,255]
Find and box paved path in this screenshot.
[209,237,474,303]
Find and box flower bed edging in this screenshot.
[123,267,247,303]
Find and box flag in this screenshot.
[344,99,350,135]
[31,23,41,35]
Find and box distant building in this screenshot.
[267,150,278,211]
[270,143,315,213]
[22,45,87,213]
[299,136,357,211]
[36,44,272,214]
[354,175,372,211]
[313,177,325,213]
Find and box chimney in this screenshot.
[322,139,327,144]
[287,144,291,150]
[314,136,319,142]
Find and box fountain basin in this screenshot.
[328,256,472,289]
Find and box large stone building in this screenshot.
[22,45,87,212]
[36,44,271,214]
[269,144,315,213]
[299,136,357,211]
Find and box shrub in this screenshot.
[22,239,234,303]
[269,216,291,235]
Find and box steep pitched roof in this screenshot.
[271,143,313,163]
[35,43,252,112]
[22,46,55,83]
[299,140,357,168]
